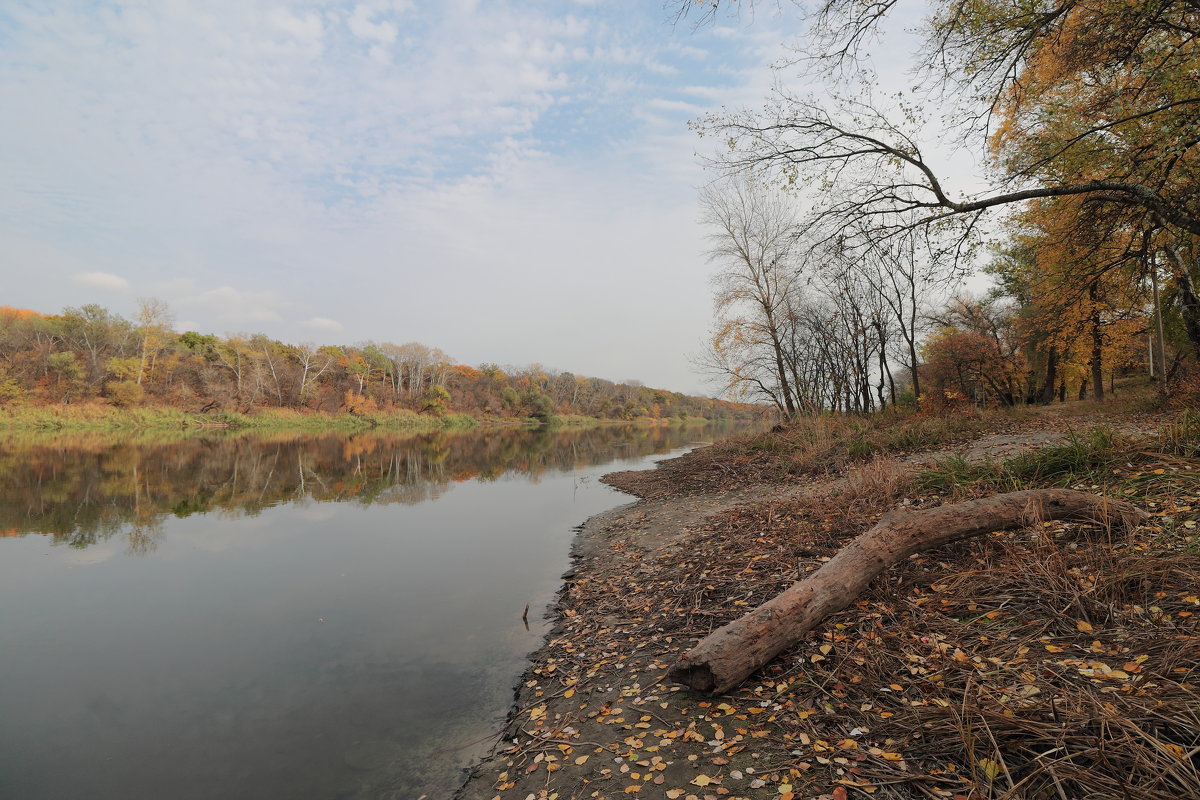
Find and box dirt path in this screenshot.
[902,407,1166,466]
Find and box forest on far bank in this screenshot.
[0,303,762,423]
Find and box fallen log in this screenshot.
[669,489,1147,694]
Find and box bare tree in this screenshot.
[293,343,335,406]
[700,178,805,415]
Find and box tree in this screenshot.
[292,342,334,406]
[699,178,804,416]
[57,304,135,392]
[686,0,1200,353]
[844,233,946,402]
[987,197,1155,401]
[134,297,174,388]
[923,296,1026,405]
[47,351,85,401]
[421,384,451,416]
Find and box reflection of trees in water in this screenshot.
[0,423,743,550]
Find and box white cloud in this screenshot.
[270,9,325,44]
[1,2,813,394]
[73,271,129,291]
[347,3,399,43]
[181,285,288,326]
[302,316,344,332]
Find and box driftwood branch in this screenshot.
[669,489,1148,694]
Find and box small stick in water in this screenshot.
[522,603,530,630]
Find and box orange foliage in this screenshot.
[0,306,44,320]
[451,364,484,381]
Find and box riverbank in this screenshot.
[0,403,725,435]
[456,404,1199,800]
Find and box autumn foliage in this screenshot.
[0,303,759,423]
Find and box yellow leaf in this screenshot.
[564,689,575,698]
[1044,644,1064,652]
[666,791,685,799]
[979,757,1002,781]
[529,705,547,721]
[575,755,589,765]
[690,774,716,787]
[1076,620,1094,633]
[778,783,793,794]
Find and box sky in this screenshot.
[0,0,957,396]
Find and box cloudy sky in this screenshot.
[1,1,945,395]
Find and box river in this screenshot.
[0,421,752,799]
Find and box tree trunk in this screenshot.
[768,327,797,418]
[1040,346,1058,405]
[1090,287,1105,401]
[668,489,1146,694]
[1162,245,1200,356]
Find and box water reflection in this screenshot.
[0,422,732,552]
[0,421,752,800]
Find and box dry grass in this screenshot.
[838,456,915,511]
[514,462,1198,798]
[605,410,1017,499]
[549,413,1199,800]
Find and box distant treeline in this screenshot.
[0,303,761,422]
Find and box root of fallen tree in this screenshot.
[669,489,1148,694]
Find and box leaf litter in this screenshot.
[455,411,1198,800]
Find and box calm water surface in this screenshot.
[0,422,750,799]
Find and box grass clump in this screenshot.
[917,426,1129,495]
[1004,426,1124,484]
[916,454,1000,494]
[1158,409,1200,457]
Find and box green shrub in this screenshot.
[105,380,145,407]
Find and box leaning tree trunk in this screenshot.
[669,490,1147,694]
